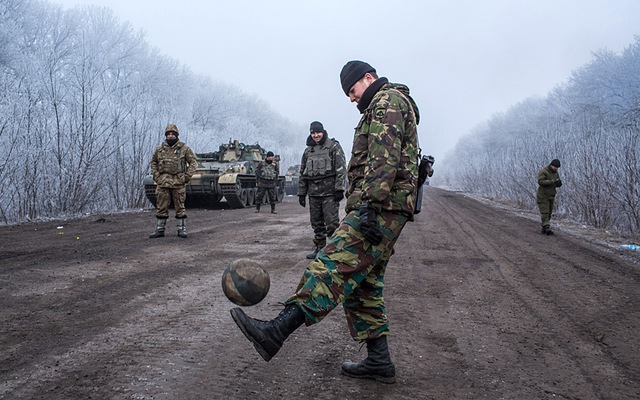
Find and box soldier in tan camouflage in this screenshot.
[149,124,197,238]
[231,61,421,384]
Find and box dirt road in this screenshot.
[1,187,639,400]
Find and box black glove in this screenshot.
[555,179,562,188]
[334,190,344,202]
[359,204,383,245]
[298,195,306,207]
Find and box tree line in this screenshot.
[0,0,303,224]
[435,36,640,236]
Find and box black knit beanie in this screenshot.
[266,151,274,157]
[340,61,376,96]
[550,159,561,168]
[310,121,325,133]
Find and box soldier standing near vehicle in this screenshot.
[255,151,279,214]
[537,158,562,235]
[230,60,421,384]
[298,121,347,259]
[149,124,197,238]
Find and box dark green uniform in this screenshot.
[299,133,347,247]
[286,78,419,340]
[536,165,562,229]
[256,160,279,207]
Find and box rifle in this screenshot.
[414,154,435,214]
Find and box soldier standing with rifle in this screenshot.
[298,121,347,259]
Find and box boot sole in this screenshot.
[340,368,396,384]
[230,308,273,362]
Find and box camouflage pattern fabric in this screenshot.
[256,187,277,205]
[536,165,561,227]
[309,196,340,242]
[256,161,279,188]
[155,186,187,219]
[298,136,347,197]
[283,80,419,341]
[150,141,197,188]
[150,140,197,219]
[285,209,409,340]
[344,82,420,216]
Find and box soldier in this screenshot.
[298,121,347,259]
[255,151,279,214]
[149,124,197,238]
[537,158,562,235]
[230,60,421,384]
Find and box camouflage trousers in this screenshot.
[155,186,187,219]
[256,186,277,205]
[285,209,409,341]
[537,196,555,227]
[309,195,340,243]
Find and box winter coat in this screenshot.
[151,140,197,188]
[256,161,279,188]
[536,165,562,201]
[298,133,347,197]
[345,79,420,216]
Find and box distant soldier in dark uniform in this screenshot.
[255,151,279,214]
[537,158,562,235]
[231,61,421,384]
[149,124,197,238]
[298,121,347,259]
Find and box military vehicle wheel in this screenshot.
[276,185,285,202]
[247,188,255,206]
[240,189,248,206]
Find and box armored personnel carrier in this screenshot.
[144,139,285,209]
[284,164,300,195]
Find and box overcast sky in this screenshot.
[50,0,639,161]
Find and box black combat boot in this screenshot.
[177,218,187,238]
[149,218,166,238]
[270,203,277,214]
[341,336,396,384]
[230,304,305,361]
[306,239,325,259]
[255,204,261,213]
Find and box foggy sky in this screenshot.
[49,0,640,160]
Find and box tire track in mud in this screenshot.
[428,188,638,399]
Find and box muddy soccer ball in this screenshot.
[221,259,270,306]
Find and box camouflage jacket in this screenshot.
[256,161,279,188]
[345,79,420,216]
[298,134,347,197]
[151,140,197,188]
[536,166,561,200]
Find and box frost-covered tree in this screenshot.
[437,36,640,235]
[0,0,304,224]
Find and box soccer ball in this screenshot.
[221,259,270,306]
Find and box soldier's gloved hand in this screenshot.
[298,195,306,207]
[359,204,383,245]
[334,190,344,202]
[555,179,562,187]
